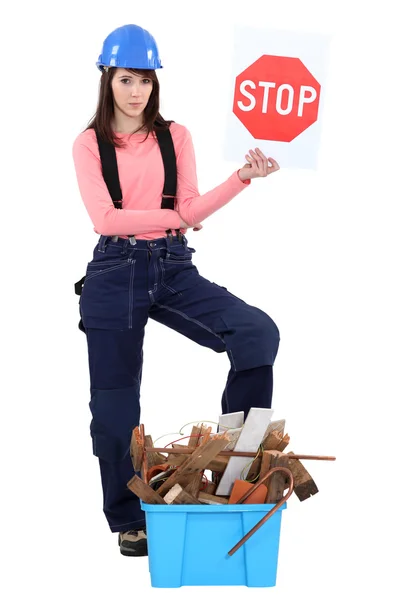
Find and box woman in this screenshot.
[72,24,281,557]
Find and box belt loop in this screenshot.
[121,238,130,255]
[98,235,108,253]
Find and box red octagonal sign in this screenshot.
[233,55,321,142]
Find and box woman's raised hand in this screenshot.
[238,148,280,181]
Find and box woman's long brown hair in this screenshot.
[85,67,172,148]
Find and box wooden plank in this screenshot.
[200,426,212,444]
[245,457,262,482]
[287,451,319,501]
[184,471,204,497]
[130,426,144,471]
[263,419,285,441]
[204,481,217,495]
[144,435,167,468]
[164,484,183,504]
[164,484,203,505]
[127,474,167,504]
[218,411,244,433]
[156,433,230,496]
[216,408,274,496]
[188,425,203,448]
[259,451,272,483]
[198,492,229,505]
[276,433,290,452]
[262,429,283,451]
[212,427,242,450]
[265,452,290,503]
[169,444,229,472]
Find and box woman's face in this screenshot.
[111,68,153,119]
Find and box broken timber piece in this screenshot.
[130,426,144,471]
[188,424,206,448]
[127,474,167,504]
[276,433,290,452]
[214,427,242,450]
[198,492,229,505]
[156,433,231,496]
[265,451,290,503]
[263,429,284,451]
[200,426,212,444]
[263,419,286,440]
[184,471,204,497]
[259,451,273,483]
[144,435,167,468]
[245,452,263,482]
[164,484,202,505]
[287,451,319,501]
[216,407,274,496]
[169,444,229,472]
[204,481,217,495]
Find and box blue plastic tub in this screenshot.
[140,500,287,587]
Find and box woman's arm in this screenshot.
[72,139,181,235]
[175,129,251,227]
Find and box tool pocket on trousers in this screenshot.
[91,432,129,462]
[85,259,130,281]
[80,260,135,329]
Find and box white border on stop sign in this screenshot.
[224,25,332,170]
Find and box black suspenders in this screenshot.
[74,126,179,298]
[95,127,179,237]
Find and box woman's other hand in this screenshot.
[238,148,280,181]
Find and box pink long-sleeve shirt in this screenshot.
[72,122,250,240]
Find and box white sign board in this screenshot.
[224,26,331,170]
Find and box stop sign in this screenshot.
[233,55,321,142]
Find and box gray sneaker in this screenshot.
[118,528,147,557]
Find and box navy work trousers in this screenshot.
[79,233,280,533]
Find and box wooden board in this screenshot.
[144,435,167,468]
[169,444,229,472]
[277,434,290,452]
[215,427,242,451]
[287,451,319,501]
[263,419,285,441]
[216,408,274,496]
[188,425,203,448]
[198,492,229,505]
[156,433,230,496]
[204,481,217,495]
[127,474,167,504]
[164,484,202,505]
[262,430,283,450]
[184,471,204,497]
[218,412,244,433]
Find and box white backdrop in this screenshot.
[2,0,399,598]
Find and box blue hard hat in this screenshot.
[96,24,162,71]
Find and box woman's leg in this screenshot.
[150,259,279,420]
[85,323,147,533]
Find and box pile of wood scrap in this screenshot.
[127,407,335,506]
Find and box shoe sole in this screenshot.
[119,538,148,557]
